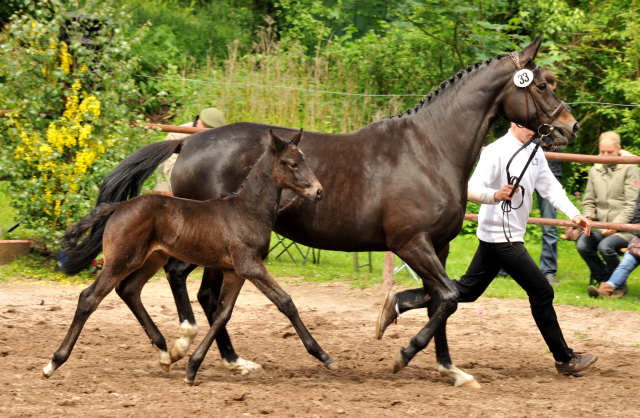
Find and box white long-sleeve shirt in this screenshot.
[468,130,580,243]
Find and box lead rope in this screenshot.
[501,136,542,245]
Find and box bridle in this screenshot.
[500,52,568,245]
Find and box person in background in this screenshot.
[588,190,640,298]
[154,108,226,193]
[577,131,639,286]
[535,69,566,286]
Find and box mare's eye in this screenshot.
[289,163,298,169]
[538,83,547,90]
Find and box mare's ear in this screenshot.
[269,129,287,154]
[291,128,303,146]
[519,36,542,66]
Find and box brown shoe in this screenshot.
[375,291,397,340]
[588,282,614,299]
[611,283,629,298]
[556,353,599,375]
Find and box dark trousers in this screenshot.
[395,240,573,362]
[576,232,627,283]
[536,191,558,276]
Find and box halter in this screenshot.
[500,52,568,245]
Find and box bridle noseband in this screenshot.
[500,52,568,245]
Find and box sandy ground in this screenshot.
[1,277,640,417]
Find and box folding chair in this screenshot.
[269,234,321,267]
[393,260,420,281]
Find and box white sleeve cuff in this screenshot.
[468,185,498,205]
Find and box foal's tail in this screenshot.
[60,203,121,275]
[60,138,186,275]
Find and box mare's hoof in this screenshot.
[392,348,407,374]
[40,370,50,379]
[459,377,482,389]
[160,363,171,372]
[184,379,194,387]
[325,360,339,371]
[222,358,265,377]
[169,347,185,364]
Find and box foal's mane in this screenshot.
[390,53,510,119]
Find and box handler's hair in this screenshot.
[539,68,556,85]
[599,131,621,147]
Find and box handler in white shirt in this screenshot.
[376,123,599,375]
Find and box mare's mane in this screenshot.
[390,53,510,120]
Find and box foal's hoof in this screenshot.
[41,362,55,379]
[160,363,171,372]
[184,378,195,387]
[392,348,408,374]
[40,370,50,379]
[222,358,265,377]
[459,377,482,389]
[325,360,339,371]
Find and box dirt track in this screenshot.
[1,277,639,417]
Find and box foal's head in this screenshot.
[269,129,323,202]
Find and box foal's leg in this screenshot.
[199,267,264,376]
[430,244,481,388]
[185,270,246,386]
[392,235,459,375]
[116,252,173,371]
[237,260,336,370]
[42,264,129,378]
[163,258,199,363]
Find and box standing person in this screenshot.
[576,131,639,286]
[535,69,566,286]
[154,108,226,193]
[375,123,599,375]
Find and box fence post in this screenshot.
[382,251,395,292]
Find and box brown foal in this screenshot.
[42,129,336,385]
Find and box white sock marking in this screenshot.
[154,345,171,366]
[438,363,474,387]
[42,360,55,377]
[222,358,264,376]
[170,321,198,361]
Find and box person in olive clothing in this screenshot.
[577,131,640,286]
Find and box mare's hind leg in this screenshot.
[163,258,199,363]
[42,265,128,378]
[430,244,480,388]
[392,235,459,375]
[199,267,264,376]
[235,259,336,370]
[116,252,173,371]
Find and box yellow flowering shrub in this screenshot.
[0,0,150,243]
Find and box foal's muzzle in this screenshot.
[305,182,323,202]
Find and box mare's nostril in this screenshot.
[317,189,323,200]
[573,123,580,134]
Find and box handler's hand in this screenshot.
[493,185,520,202]
[572,215,592,236]
[602,229,617,237]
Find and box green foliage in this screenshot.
[0,0,153,245]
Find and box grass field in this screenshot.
[0,187,638,312]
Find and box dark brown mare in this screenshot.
[61,38,579,387]
[44,130,334,385]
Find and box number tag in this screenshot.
[513,69,534,87]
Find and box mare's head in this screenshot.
[269,129,323,202]
[500,37,578,147]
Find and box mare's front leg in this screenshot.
[185,270,246,386]
[198,267,264,376]
[236,258,337,370]
[116,252,173,371]
[392,235,459,375]
[430,244,481,388]
[42,264,130,378]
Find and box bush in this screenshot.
[0,0,152,246]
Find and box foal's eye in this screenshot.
[289,163,298,169]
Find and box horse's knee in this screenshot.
[277,294,297,317]
[440,289,459,315]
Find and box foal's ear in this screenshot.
[269,129,287,154]
[291,128,303,146]
[519,36,542,66]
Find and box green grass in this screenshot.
[0,183,638,312]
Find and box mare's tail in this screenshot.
[60,203,121,275]
[60,138,186,275]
